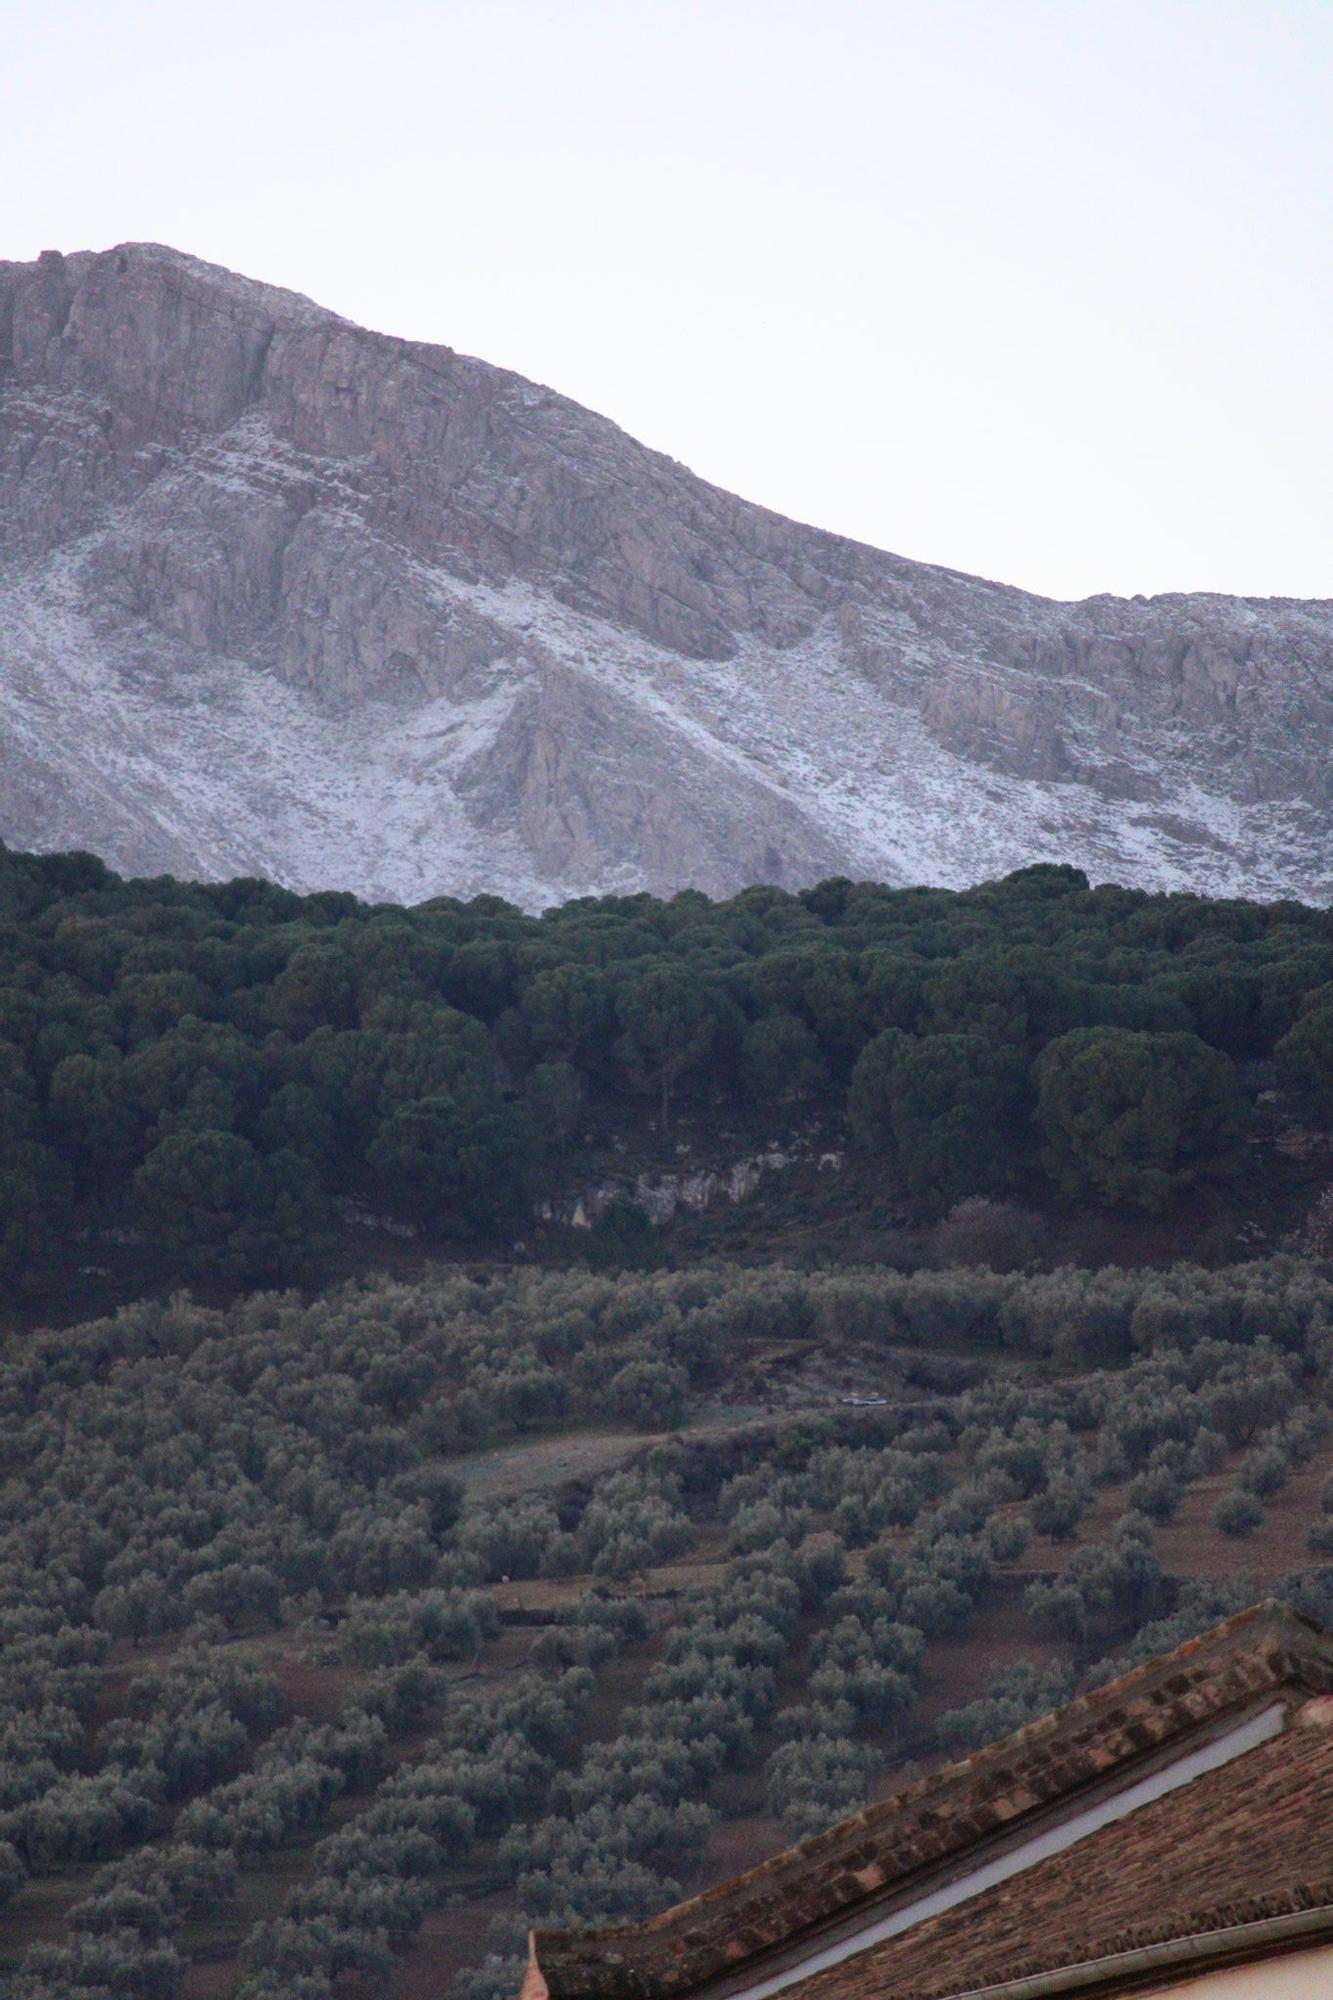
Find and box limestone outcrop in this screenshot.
[2,242,1331,904]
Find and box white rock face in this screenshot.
[3,242,1332,905]
[539,1150,803,1230]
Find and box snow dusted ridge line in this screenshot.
[2,241,1332,907]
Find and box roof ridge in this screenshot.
[533,1600,1333,1998]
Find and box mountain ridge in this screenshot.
[2,240,1331,905]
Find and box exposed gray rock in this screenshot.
[2,241,1332,904]
[538,1148,811,1229]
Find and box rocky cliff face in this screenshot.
[2,242,1331,904]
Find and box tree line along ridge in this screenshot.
[3,847,1333,1293]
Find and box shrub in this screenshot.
[457,1497,563,1581]
[1025,1517,1166,1644]
[1213,1490,1264,1538]
[933,1199,1049,1272]
[1031,1478,1089,1543]
[936,1660,1076,1753]
[1238,1444,1290,1500]
[0,1836,25,1909]
[983,1516,1032,1564]
[1186,1427,1229,1477]
[1126,1465,1183,1525]
[1281,1407,1329,1465]
[602,1359,688,1431]
[764,1734,880,1840]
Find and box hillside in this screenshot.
[4,848,1333,1997]
[5,848,1333,1317]
[3,243,1333,906]
[3,1260,1332,2000]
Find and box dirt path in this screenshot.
[447,1398,820,1502]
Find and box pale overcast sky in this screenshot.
[5,0,1331,602]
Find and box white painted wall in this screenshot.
[1140,1941,1333,1998]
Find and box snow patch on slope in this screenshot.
[4,534,1330,909]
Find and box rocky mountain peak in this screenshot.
[2,241,1331,905]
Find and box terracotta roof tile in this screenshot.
[532,1602,1333,2000]
[790,1720,1333,1999]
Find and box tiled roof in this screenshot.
[786,1707,1333,1999]
[530,1601,1333,2000]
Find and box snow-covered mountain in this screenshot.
[3,242,1331,906]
